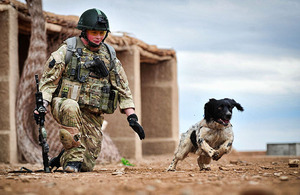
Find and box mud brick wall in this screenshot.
[267,143,300,156]
[141,58,179,155]
[104,45,143,159]
[0,5,18,163]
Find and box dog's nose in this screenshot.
[225,113,232,120]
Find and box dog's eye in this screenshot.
[218,106,223,110]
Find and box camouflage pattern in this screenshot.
[52,97,103,171]
[39,37,135,171]
[60,45,117,113]
[40,38,135,111]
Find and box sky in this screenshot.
[20,0,300,151]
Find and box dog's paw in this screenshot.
[212,151,221,161]
[166,166,176,171]
[166,164,176,171]
[166,168,176,172]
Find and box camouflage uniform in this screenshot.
[40,37,135,171]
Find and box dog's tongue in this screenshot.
[218,119,229,126]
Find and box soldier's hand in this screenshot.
[127,114,145,140]
[33,100,49,123]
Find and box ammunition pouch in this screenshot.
[58,78,118,114]
[58,79,81,101]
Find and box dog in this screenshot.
[167,98,244,171]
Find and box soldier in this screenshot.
[34,8,145,172]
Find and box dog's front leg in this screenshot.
[196,138,217,158]
[212,128,234,161]
[213,140,233,161]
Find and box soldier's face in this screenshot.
[86,30,107,45]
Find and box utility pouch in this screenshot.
[58,79,82,101]
[70,56,78,81]
[106,89,118,114]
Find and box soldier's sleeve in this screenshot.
[39,44,67,102]
[110,58,135,113]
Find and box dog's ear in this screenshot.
[230,99,244,111]
[204,99,217,121]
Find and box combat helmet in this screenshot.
[77,8,110,47]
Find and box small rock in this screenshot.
[189,174,195,177]
[274,172,282,177]
[5,176,15,180]
[230,160,238,165]
[251,175,262,180]
[288,159,299,167]
[219,166,230,171]
[279,176,289,181]
[260,166,271,170]
[112,171,124,175]
[262,173,272,177]
[20,178,30,183]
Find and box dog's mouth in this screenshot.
[217,119,230,126]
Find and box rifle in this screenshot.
[34,74,50,173]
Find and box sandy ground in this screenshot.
[0,152,299,195]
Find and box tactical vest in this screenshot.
[56,37,118,114]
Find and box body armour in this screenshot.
[56,37,118,114]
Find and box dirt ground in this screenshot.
[0,152,299,195]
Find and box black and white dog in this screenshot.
[167,98,244,171]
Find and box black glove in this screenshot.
[33,105,47,125]
[127,114,145,140]
[33,100,48,125]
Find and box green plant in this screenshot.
[121,158,134,166]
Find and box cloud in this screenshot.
[178,51,300,95]
[31,0,299,56]
[234,118,300,151]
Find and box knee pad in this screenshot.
[59,128,81,150]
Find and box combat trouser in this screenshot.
[52,97,103,172]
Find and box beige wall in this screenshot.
[105,45,143,159]
[0,5,19,163]
[104,46,179,158]
[141,58,179,155]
